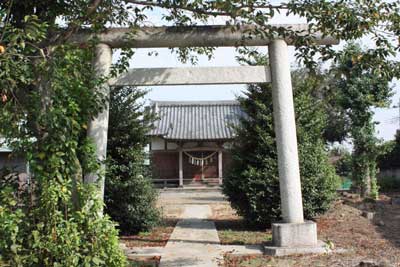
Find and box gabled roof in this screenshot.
[148,100,244,140]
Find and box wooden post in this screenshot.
[179,150,183,187]
[218,150,223,185]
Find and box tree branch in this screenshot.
[0,0,14,42]
[124,0,288,17]
[50,0,103,45]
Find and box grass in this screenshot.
[215,219,272,245]
[210,203,272,245]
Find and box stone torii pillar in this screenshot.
[265,39,321,256]
[269,39,304,223]
[85,43,112,201]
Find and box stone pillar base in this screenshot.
[273,221,317,247]
[264,221,327,256]
[264,240,327,256]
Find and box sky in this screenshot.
[114,5,400,142]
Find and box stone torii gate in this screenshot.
[79,24,338,255]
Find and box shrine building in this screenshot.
[148,100,244,187]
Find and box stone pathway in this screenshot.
[160,205,222,267]
[124,200,264,266]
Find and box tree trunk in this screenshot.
[360,163,371,198]
[71,156,83,211]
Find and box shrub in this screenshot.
[375,132,400,193]
[105,86,160,235]
[378,176,400,192]
[331,149,352,179]
[223,72,340,227]
[105,160,160,234]
[378,131,400,170]
[0,171,127,267]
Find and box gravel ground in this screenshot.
[222,193,400,267]
[127,188,400,266]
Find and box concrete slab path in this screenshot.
[160,205,222,267]
[125,189,264,266]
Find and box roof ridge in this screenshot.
[150,100,239,106]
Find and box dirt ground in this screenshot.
[120,219,177,248]
[222,192,400,267]
[122,189,400,267]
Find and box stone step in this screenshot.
[159,186,221,193]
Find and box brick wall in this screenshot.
[151,150,233,180]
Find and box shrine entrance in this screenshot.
[184,150,218,181]
[78,24,338,254]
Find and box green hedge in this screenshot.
[223,77,340,227]
[105,86,160,235]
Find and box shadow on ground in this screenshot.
[213,218,265,232]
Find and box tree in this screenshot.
[223,66,340,227]
[0,45,127,266]
[329,147,352,179]
[105,86,160,235]
[119,0,400,72]
[0,1,131,266]
[330,43,394,198]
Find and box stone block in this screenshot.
[264,240,328,256]
[362,211,375,220]
[272,221,318,247]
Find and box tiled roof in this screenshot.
[149,100,244,140]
